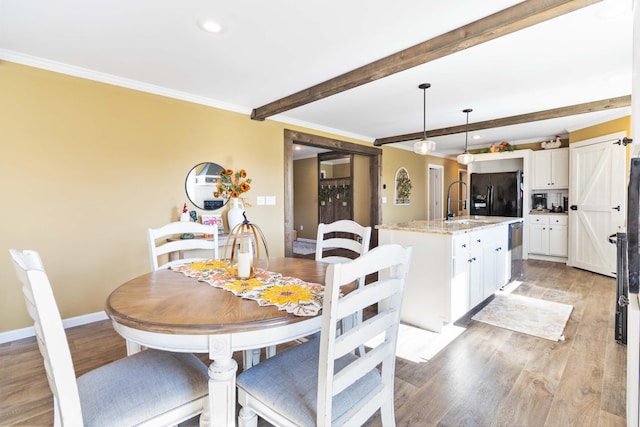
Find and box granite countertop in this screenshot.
[375,216,523,235]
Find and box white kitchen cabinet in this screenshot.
[378,220,516,332]
[482,225,509,298]
[528,214,567,258]
[548,216,568,257]
[451,234,470,321]
[533,148,569,189]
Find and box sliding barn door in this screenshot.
[568,132,626,277]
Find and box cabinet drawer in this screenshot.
[549,215,568,226]
[529,215,549,225]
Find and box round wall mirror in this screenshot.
[185,162,229,210]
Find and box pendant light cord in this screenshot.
[463,108,472,154]
[418,83,431,141]
[464,111,469,153]
[423,87,427,141]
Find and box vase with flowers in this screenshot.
[215,168,252,232]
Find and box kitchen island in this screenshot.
[377,216,523,332]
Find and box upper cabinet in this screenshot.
[532,147,569,189]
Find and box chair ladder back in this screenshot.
[147,221,218,271]
[315,220,372,265]
[9,250,84,426]
[317,244,412,426]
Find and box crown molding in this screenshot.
[0,49,250,114]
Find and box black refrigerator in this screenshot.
[470,171,523,217]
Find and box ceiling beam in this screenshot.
[373,95,631,146]
[251,0,601,121]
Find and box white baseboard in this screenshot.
[0,311,108,344]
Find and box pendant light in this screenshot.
[457,108,475,165]
[413,83,437,155]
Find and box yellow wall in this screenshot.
[569,116,631,143]
[353,155,371,227]
[293,157,318,240]
[0,61,425,332]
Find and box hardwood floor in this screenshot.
[0,260,626,426]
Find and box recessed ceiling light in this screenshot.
[198,19,223,34]
[472,135,481,140]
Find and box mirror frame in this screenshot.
[185,162,229,210]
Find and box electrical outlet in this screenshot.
[382,196,388,204]
[300,225,304,231]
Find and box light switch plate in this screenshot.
[266,196,276,205]
[256,196,265,206]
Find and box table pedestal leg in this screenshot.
[200,357,238,427]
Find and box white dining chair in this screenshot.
[147,221,219,271]
[315,220,373,354]
[315,219,372,266]
[237,244,413,427]
[8,249,210,427]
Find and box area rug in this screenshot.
[293,238,316,255]
[472,294,573,341]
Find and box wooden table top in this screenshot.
[105,257,328,335]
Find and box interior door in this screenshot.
[428,165,443,220]
[568,132,626,277]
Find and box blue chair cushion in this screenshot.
[77,350,209,426]
[237,338,381,426]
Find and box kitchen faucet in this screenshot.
[447,180,468,220]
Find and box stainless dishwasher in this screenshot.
[508,222,523,282]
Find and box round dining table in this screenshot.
[105,257,328,427]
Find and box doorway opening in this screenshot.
[284,129,382,257]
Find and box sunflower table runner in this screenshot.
[171,260,324,316]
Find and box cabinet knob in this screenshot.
[462,244,467,248]
[543,227,546,230]
[477,239,481,243]
[496,247,502,252]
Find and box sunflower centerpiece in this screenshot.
[224,212,269,279]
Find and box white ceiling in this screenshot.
[0,0,633,158]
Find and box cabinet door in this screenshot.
[451,234,470,320]
[451,254,470,320]
[493,231,509,289]
[468,253,483,308]
[482,227,509,299]
[549,225,568,257]
[468,233,484,308]
[529,223,549,254]
[551,148,569,188]
[533,150,553,189]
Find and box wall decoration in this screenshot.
[201,214,224,234]
[394,167,412,205]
